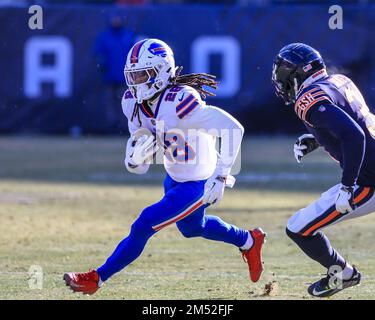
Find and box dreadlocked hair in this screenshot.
[170,66,219,100]
[130,67,219,126]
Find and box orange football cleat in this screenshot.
[63,269,100,295]
[241,228,267,282]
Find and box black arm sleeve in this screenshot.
[308,105,366,186]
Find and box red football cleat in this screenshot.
[63,269,100,295]
[241,228,267,282]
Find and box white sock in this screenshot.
[98,276,104,287]
[240,231,254,251]
[342,263,354,280]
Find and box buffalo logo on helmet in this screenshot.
[148,43,168,57]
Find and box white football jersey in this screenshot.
[122,85,243,182]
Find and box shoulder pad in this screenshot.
[162,85,202,119]
[329,74,351,89]
[123,89,134,100]
[121,89,136,119]
[295,85,332,123]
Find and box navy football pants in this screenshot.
[97,175,248,281]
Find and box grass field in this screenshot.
[1,136,375,300]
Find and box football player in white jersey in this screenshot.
[64,39,266,295]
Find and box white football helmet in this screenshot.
[124,38,176,103]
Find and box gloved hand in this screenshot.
[294,134,320,163]
[335,184,355,214]
[202,175,226,205]
[129,134,159,166]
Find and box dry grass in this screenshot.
[0,137,374,300]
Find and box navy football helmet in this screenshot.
[272,43,326,105]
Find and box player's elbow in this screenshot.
[356,127,366,154]
[356,126,365,141]
[347,125,365,147]
[237,122,245,137]
[230,121,244,139]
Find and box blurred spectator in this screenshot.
[93,14,135,132]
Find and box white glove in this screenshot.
[335,184,355,214]
[294,143,307,163]
[294,134,319,163]
[202,175,226,205]
[129,134,159,165]
[125,158,150,174]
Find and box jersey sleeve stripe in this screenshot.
[311,90,328,98]
[176,94,194,112]
[177,98,197,115]
[297,106,303,119]
[301,96,328,121]
[178,100,199,119]
[294,88,322,113]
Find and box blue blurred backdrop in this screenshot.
[0,1,374,134]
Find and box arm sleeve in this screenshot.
[179,103,244,176]
[308,105,366,186]
[127,119,138,136]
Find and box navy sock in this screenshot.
[286,228,346,269]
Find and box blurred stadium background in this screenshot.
[1,0,375,300]
[1,0,375,134]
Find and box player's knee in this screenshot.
[131,207,155,235]
[177,222,203,238]
[286,226,299,240]
[130,219,146,236]
[286,218,307,242]
[286,210,304,235]
[286,226,314,252]
[286,218,309,245]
